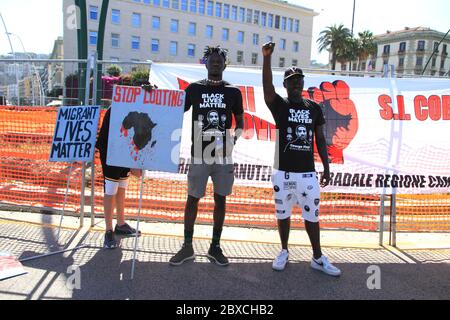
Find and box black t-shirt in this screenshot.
[267,94,325,173]
[185,80,244,163]
[95,107,110,154]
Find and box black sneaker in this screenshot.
[115,223,141,236]
[169,244,195,266]
[207,244,229,266]
[104,230,118,249]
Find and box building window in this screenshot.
[399,57,404,67]
[280,39,286,50]
[131,36,140,49]
[187,44,196,57]
[294,19,299,32]
[111,9,120,24]
[432,58,436,67]
[89,6,98,20]
[231,6,238,20]
[190,0,197,13]
[416,56,423,66]
[205,25,213,38]
[254,10,260,25]
[383,45,390,54]
[417,40,425,51]
[266,35,273,43]
[239,7,245,22]
[246,9,253,23]
[441,59,445,69]
[188,22,196,36]
[434,42,440,53]
[132,13,141,28]
[281,17,287,31]
[279,57,285,68]
[361,61,366,70]
[151,39,159,52]
[251,53,258,65]
[443,44,448,54]
[293,41,299,52]
[207,1,213,16]
[181,0,188,11]
[399,42,406,52]
[288,18,293,32]
[171,19,179,33]
[152,16,160,30]
[237,31,245,43]
[170,41,178,56]
[163,0,169,8]
[223,4,230,19]
[274,15,280,29]
[153,0,160,6]
[111,33,120,48]
[198,0,205,14]
[216,2,222,17]
[89,31,98,45]
[252,34,259,46]
[261,12,267,27]
[237,50,244,64]
[267,14,273,28]
[222,28,229,41]
[172,0,179,10]
[292,59,298,66]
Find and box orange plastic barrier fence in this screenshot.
[1,106,449,232]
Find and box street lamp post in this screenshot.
[351,0,356,36]
[8,32,45,105]
[0,13,20,105]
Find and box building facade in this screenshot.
[47,37,64,93]
[338,27,450,77]
[63,0,317,67]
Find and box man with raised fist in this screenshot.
[262,42,341,276]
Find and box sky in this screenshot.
[0,0,449,64]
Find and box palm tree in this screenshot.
[356,30,376,71]
[336,37,358,71]
[317,24,352,70]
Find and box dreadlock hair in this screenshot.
[203,46,228,64]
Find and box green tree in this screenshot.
[106,65,122,77]
[317,24,353,70]
[356,30,376,71]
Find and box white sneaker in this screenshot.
[272,249,289,271]
[311,255,341,277]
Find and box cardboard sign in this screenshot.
[50,106,100,162]
[107,86,185,172]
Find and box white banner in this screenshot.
[49,105,100,162]
[107,85,185,172]
[150,63,450,194]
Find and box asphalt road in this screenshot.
[1,218,449,301]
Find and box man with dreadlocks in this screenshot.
[169,46,244,266]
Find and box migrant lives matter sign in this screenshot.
[107,85,185,172]
[49,106,100,162]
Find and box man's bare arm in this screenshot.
[262,42,277,106]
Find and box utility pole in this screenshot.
[0,13,20,105]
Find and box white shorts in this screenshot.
[271,170,321,223]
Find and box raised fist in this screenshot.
[262,42,275,57]
[306,80,358,164]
